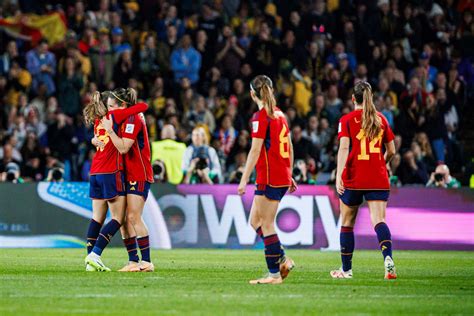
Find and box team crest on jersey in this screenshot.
[252,121,259,133]
[96,124,109,151]
[125,124,135,134]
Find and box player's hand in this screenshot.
[101,115,113,132]
[289,177,298,193]
[238,179,247,196]
[92,136,105,150]
[336,177,345,196]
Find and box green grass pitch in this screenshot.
[1,249,473,315]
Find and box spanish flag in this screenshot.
[0,12,67,46]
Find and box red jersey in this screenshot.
[121,113,154,183]
[90,103,148,175]
[338,109,395,190]
[251,107,292,187]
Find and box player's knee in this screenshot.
[126,210,140,225]
[250,218,261,230]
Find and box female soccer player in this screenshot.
[238,75,297,284]
[101,89,155,272]
[331,81,397,279]
[83,89,147,271]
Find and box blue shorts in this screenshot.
[339,189,390,206]
[125,181,151,200]
[89,172,125,200]
[255,184,288,201]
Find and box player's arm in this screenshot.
[101,115,135,154]
[237,138,263,195]
[336,136,350,195]
[289,133,294,171]
[112,102,149,124]
[384,140,396,164]
[288,134,298,193]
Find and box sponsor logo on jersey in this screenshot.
[252,121,259,133]
[125,124,135,134]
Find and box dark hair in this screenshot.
[109,88,137,107]
[250,75,276,118]
[353,81,381,140]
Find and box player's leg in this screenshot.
[85,200,108,271]
[126,191,154,272]
[118,217,140,272]
[249,191,263,240]
[249,194,283,284]
[330,189,361,279]
[86,195,126,271]
[87,200,107,254]
[366,192,396,279]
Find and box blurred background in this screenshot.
[0,0,472,187]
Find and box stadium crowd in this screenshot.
[0,0,471,187]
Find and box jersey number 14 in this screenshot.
[356,129,383,160]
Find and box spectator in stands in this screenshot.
[151,124,186,185]
[111,27,131,59]
[22,153,44,182]
[216,25,246,79]
[0,41,19,76]
[426,164,461,188]
[89,27,114,88]
[139,34,160,81]
[182,127,221,184]
[26,39,56,96]
[185,95,215,132]
[291,124,319,162]
[171,34,201,86]
[57,57,83,118]
[0,1,469,185]
[214,114,237,157]
[46,113,75,180]
[397,150,429,185]
[113,49,134,88]
[1,162,24,183]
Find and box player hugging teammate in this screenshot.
[83,88,154,272]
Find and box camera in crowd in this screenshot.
[46,162,65,182]
[195,157,208,170]
[4,162,21,183]
[152,159,167,182]
[434,173,444,182]
[292,160,308,184]
[293,166,303,183]
[194,147,210,171]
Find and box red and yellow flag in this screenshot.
[0,12,67,46]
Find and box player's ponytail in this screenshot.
[250,75,275,118]
[83,91,108,125]
[125,87,137,105]
[354,81,381,140]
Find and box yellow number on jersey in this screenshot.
[356,129,383,160]
[279,125,290,159]
[96,124,110,152]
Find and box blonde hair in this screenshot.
[250,75,276,118]
[83,91,108,125]
[354,81,381,140]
